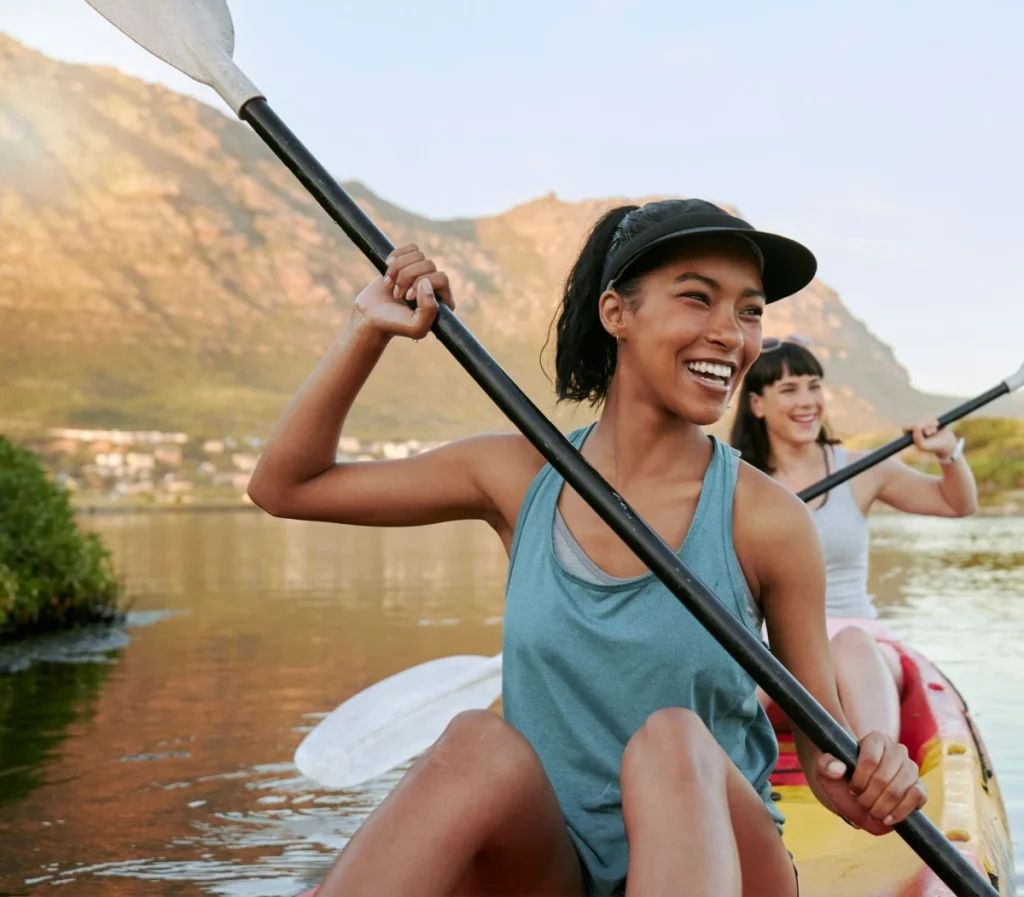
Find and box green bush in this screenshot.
[0,436,123,640]
[848,417,1024,507]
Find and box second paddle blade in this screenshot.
[295,653,504,789]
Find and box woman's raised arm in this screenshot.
[247,245,541,537]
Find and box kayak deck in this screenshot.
[773,620,1016,897]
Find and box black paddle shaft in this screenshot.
[239,98,997,897]
[799,383,1008,503]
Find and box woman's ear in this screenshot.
[748,392,766,419]
[598,289,627,342]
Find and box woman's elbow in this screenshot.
[247,473,288,517]
[957,496,979,517]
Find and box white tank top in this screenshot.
[812,445,875,619]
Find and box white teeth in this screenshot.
[686,361,733,380]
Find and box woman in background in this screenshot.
[730,336,978,741]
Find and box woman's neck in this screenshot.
[768,436,823,478]
[587,377,711,489]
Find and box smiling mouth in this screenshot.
[791,413,819,425]
[684,360,736,392]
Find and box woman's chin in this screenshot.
[680,398,730,428]
[788,426,821,445]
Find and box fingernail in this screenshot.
[883,815,894,826]
[393,285,401,299]
[406,288,414,301]
[422,279,434,294]
[826,760,845,777]
[383,275,391,286]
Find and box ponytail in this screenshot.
[553,205,638,404]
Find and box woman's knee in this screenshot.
[430,710,547,794]
[830,625,879,661]
[622,707,722,786]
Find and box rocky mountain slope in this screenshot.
[1,34,1015,442]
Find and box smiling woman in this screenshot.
[247,199,929,897]
[729,340,979,746]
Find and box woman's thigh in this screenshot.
[723,757,799,897]
[313,710,585,897]
[621,707,797,897]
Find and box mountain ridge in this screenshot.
[1,33,1019,443]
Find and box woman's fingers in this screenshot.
[879,775,928,827]
[848,731,884,796]
[850,733,926,827]
[396,278,440,340]
[393,259,437,298]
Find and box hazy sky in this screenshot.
[5,1,1022,398]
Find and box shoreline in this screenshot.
[73,500,263,516]
[71,500,1024,519]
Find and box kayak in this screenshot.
[772,618,1016,896]
[294,619,1015,897]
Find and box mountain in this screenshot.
[1,34,1017,443]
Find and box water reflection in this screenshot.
[0,511,1020,893]
[0,660,113,808]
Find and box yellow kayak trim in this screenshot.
[773,620,1015,897]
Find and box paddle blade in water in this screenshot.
[295,653,503,789]
[83,0,261,112]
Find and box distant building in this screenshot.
[49,427,187,446]
[231,453,259,473]
[202,439,225,454]
[95,452,124,468]
[125,452,156,471]
[154,446,183,467]
[46,439,79,455]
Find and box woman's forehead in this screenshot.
[772,365,821,385]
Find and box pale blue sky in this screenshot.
[5,0,1022,397]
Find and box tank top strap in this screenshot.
[507,423,596,575]
[682,437,738,547]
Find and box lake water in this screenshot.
[0,511,1022,895]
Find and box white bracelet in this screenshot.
[938,436,965,465]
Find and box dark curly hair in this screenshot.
[551,198,746,405]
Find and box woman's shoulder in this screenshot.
[731,459,820,587]
[461,432,547,485]
[734,460,814,525]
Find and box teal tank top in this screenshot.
[503,424,782,896]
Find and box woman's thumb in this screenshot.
[407,278,438,338]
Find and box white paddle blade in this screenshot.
[1004,360,1024,392]
[295,653,503,789]
[84,0,262,114]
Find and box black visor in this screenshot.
[600,208,817,304]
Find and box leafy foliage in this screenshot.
[0,436,123,640]
[848,416,1024,506]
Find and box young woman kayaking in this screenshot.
[248,199,927,897]
[729,337,979,743]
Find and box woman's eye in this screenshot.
[741,305,764,318]
[680,292,711,305]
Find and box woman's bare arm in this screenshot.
[247,246,542,538]
[736,468,927,833]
